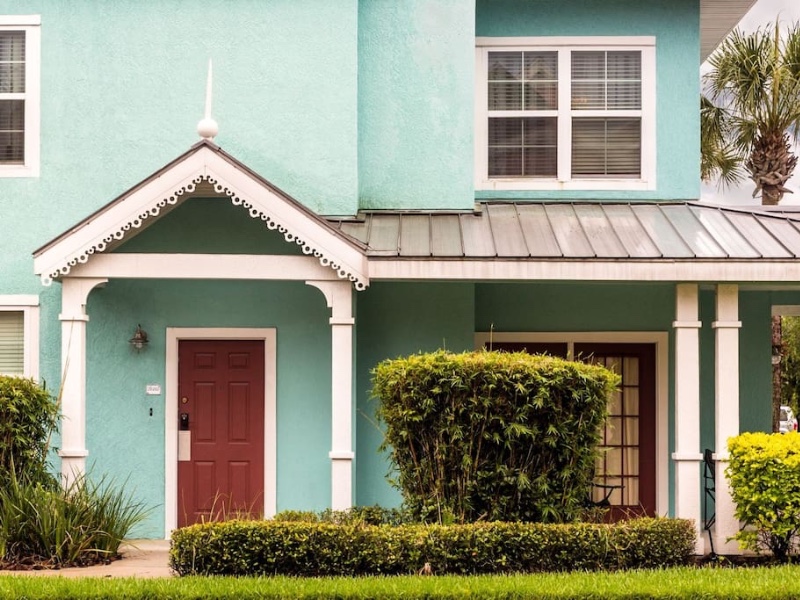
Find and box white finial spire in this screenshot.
[197,59,219,140]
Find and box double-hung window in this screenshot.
[475,37,655,191]
[0,296,39,378]
[0,16,40,178]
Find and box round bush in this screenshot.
[372,350,619,524]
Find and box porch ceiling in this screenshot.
[701,0,757,60]
[328,202,800,261]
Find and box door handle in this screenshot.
[180,412,190,431]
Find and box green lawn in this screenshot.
[2,567,800,599]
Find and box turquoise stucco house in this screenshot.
[1,0,790,553]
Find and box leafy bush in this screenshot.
[727,432,800,561]
[0,376,59,485]
[274,506,412,526]
[0,472,148,568]
[372,350,619,524]
[170,518,695,576]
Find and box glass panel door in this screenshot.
[575,343,656,516]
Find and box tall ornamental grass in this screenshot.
[0,472,148,567]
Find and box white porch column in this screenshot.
[712,284,741,554]
[306,280,355,511]
[672,283,704,553]
[58,277,107,486]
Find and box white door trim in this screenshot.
[165,327,277,537]
[474,331,669,517]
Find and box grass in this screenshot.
[2,566,800,599]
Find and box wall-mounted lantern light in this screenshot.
[129,324,149,352]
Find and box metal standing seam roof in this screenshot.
[328,202,800,260]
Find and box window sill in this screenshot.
[0,163,40,178]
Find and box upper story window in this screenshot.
[0,16,40,178]
[475,37,655,192]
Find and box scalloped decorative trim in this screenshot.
[41,175,367,290]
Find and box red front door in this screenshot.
[177,340,265,527]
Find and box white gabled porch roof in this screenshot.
[33,140,370,290]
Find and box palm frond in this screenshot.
[701,21,800,203]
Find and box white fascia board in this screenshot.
[67,254,339,281]
[34,152,204,282]
[368,259,800,283]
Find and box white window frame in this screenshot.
[0,294,40,378]
[0,15,41,178]
[164,328,277,537]
[475,36,656,192]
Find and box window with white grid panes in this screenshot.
[476,38,654,191]
[0,17,40,177]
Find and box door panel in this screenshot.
[178,340,265,527]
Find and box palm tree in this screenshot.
[702,22,800,432]
[702,21,800,205]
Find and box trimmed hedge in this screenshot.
[273,506,412,526]
[170,518,696,576]
[372,350,618,524]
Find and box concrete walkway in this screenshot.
[2,540,173,578]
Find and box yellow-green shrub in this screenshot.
[727,432,800,561]
[372,350,619,524]
[169,518,696,576]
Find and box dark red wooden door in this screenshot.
[178,340,265,526]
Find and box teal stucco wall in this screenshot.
[357,0,476,210]
[355,282,476,508]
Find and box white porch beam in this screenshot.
[712,284,741,554]
[58,277,107,486]
[306,280,355,511]
[66,254,339,281]
[368,259,800,283]
[672,283,704,554]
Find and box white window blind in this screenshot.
[0,30,25,164]
[571,51,641,178]
[0,311,24,375]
